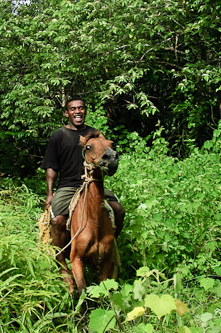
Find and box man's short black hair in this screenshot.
[65,96,86,110]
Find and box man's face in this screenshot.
[65,100,87,129]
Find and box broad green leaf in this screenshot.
[112,293,128,310]
[199,278,215,291]
[144,294,177,319]
[87,284,109,298]
[138,323,154,333]
[178,327,192,333]
[100,279,119,291]
[89,309,116,333]
[88,279,118,298]
[200,312,213,323]
[214,267,221,276]
[136,266,150,277]
[121,283,133,296]
[133,323,154,333]
[133,280,146,301]
[214,284,221,298]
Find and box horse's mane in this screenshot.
[79,130,102,148]
[84,130,101,142]
[79,130,101,147]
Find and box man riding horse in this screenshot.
[41,97,125,293]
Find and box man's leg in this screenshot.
[51,215,74,293]
[108,201,125,238]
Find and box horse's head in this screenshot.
[80,131,119,176]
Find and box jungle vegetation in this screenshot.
[0,0,220,332]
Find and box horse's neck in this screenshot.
[87,180,104,205]
[84,178,104,220]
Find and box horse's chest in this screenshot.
[78,233,114,263]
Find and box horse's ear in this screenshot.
[79,135,86,147]
[98,133,107,140]
[99,133,114,146]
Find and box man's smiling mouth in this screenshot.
[74,115,83,121]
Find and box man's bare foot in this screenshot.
[60,268,74,294]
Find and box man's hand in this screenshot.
[45,194,53,210]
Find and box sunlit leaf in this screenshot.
[136,266,150,277]
[145,294,177,319]
[125,306,145,322]
[100,279,119,291]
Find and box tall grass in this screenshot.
[0,183,79,332]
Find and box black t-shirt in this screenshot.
[41,125,96,189]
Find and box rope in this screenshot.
[38,207,51,247]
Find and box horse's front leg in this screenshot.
[70,256,86,295]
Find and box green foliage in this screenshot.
[1,127,221,331]
[89,308,116,333]
[105,124,221,281]
[85,270,221,332]
[0,0,220,176]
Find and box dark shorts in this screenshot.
[51,186,119,217]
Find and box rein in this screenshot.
[55,160,102,257]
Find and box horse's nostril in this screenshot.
[102,154,109,160]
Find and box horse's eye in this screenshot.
[86,145,91,150]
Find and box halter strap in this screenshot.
[82,149,96,170]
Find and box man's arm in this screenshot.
[44,168,58,210]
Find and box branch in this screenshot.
[138,37,173,62]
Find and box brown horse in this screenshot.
[69,130,119,295]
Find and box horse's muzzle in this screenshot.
[98,148,119,176]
